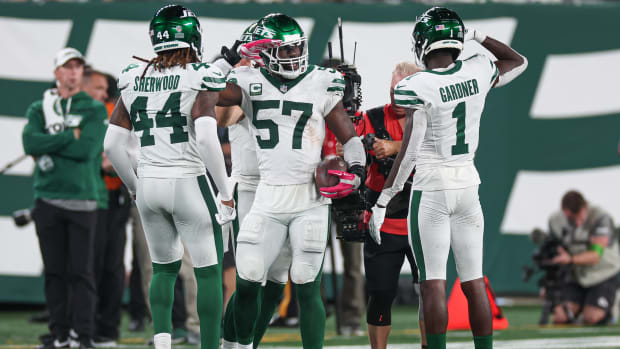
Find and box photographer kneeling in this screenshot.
[548,191,620,324]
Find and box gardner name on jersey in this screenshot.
[226,64,346,186]
[118,61,225,178]
[394,53,498,191]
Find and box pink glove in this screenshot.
[240,39,282,66]
[319,170,361,199]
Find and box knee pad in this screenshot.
[236,215,265,282]
[367,289,396,326]
[236,251,264,283]
[301,219,328,253]
[290,262,319,285]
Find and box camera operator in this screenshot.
[22,48,108,349]
[548,191,620,324]
[348,62,427,349]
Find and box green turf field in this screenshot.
[1,305,619,348]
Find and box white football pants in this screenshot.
[235,186,292,285]
[408,185,484,282]
[136,175,221,268]
[236,185,329,285]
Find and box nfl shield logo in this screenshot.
[176,26,182,32]
[280,84,288,93]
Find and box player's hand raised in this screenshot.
[240,39,282,66]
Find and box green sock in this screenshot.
[234,277,262,345]
[223,291,237,342]
[194,265,223,349]
[253,281,285,348]
[474,335,493,349]
[150,260,182,334]
[426,333,446,349]
[295,280,325,349]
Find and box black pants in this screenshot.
[364,231,417,326]
[94,189,131,339]
[128,243,147,321]
[33,199,97,339]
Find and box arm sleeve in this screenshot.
[377,109,427,206]
[342,136,365,168]
[56,104,108,161]
[22,103,74,156]
[104,124,138,195]
[393,80,425,110]
[192,65,226,92]
[194,116,233,201]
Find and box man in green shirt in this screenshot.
[22,48,108,349]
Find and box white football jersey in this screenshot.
[227,65,344,185]
[394,54,498,190]
[118,61,225,178]
[229,114,260,190]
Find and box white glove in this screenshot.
[216,200,236,225]
[464,28,487,43]
[369,205,386,245]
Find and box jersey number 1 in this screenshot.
[451,101,469,155]
[130,92,188,147]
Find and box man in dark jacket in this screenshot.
[22,48,108,349]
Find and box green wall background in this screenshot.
[1,1,620,302]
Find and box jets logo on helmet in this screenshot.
[252,13,308,80]
[411,7,464,69]
[240,22,258,44]
[149,4,203,59]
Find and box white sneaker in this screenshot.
[69,329,79,348]
[153,333,171,349]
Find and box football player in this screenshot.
[102,5,268,349]
[217,13,366,349]
[217,22,294,349]
[369,7,528,349]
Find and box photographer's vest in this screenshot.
[357,104,412,235]
[549,206,620,287]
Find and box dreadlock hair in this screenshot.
[141,48,199,79]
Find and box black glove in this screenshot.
[337,64,362,116]
[347,164,367,187]
[221,40,242,67]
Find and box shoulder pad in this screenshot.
[314,66,345,94]
[118,62,144,92]
[185,63,225,91]
[393,78,425,109]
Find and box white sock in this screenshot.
[153,333,172,349]
[238,343,253,349]
[221,339,238,349]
